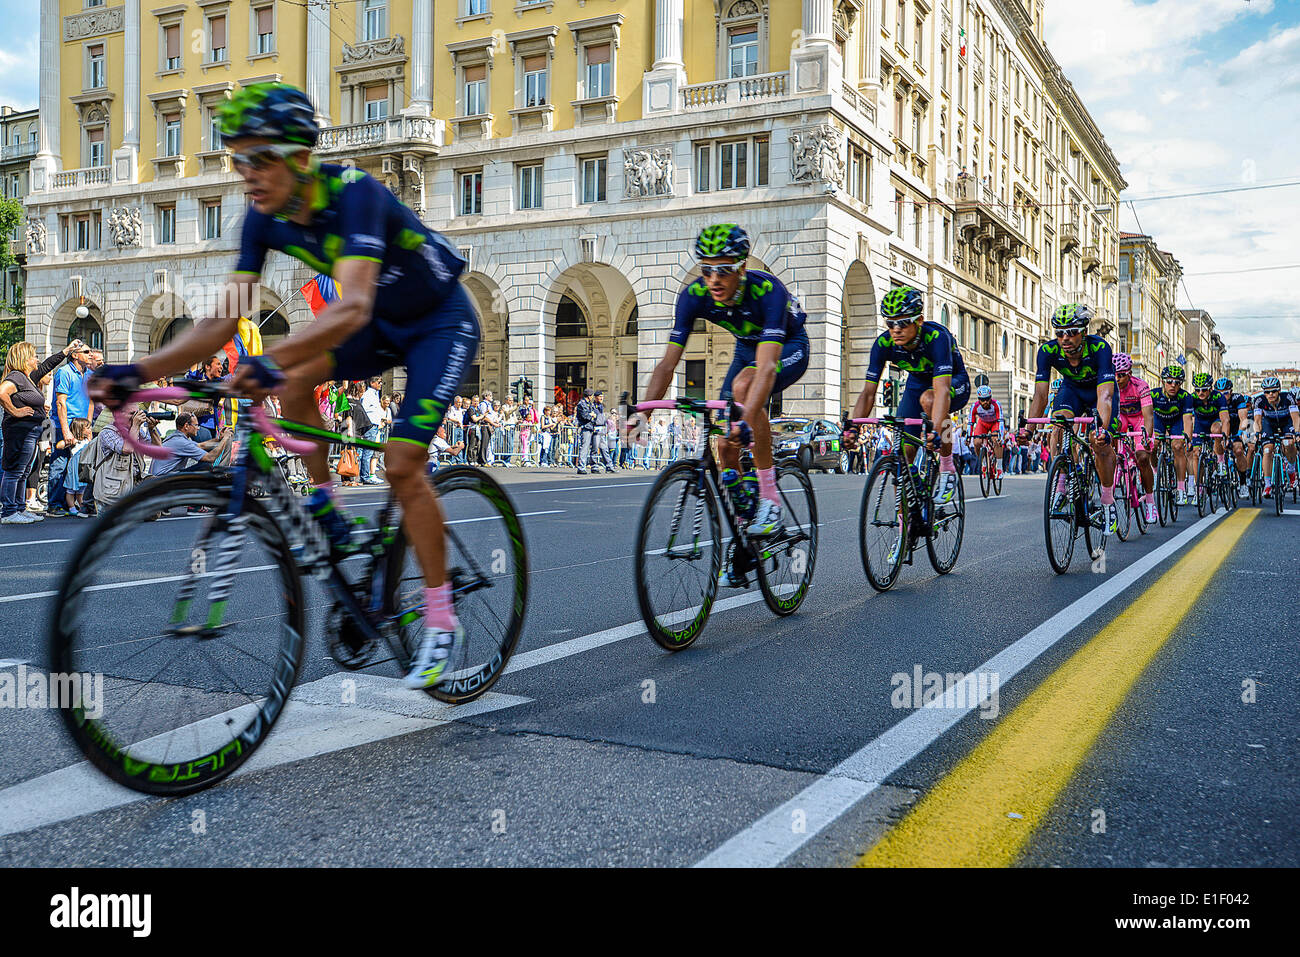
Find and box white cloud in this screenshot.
[0,34,38,111]
[1219,23,1300,93]
[1102,109,1151,134]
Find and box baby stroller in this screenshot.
[268,438,312,495]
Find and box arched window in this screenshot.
[1001,331,1010,358]
[68,314,104,351]
[624,305,638,337]
[158,315,193,348]
[555,294,589,338]
[257,310,291,348]
[940,304,950,329]
[718,1,767,80]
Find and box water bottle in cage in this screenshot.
[721,469,747,516]
[741,472,759,519]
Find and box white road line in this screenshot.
[0,659,30,668]
[0,539,71,548]
[0,674,531,838]
[450,509,564,524]
[0,564,279,605]
[157,507,566,523]
[695,509,1230,868]
[522,482,654,494]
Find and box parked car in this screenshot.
[769,417,850,473]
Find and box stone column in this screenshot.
[406,0,432,115]
[643,0,686,117]
[307,0,332,125]
[862,0,881,89]
[31,0,61,191]
[791,0,841,96]
[113,0,140,184]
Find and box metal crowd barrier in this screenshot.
[432,422,700,470]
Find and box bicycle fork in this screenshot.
[170,515,250,633]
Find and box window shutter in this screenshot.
[523,55,546,73]
[165,113,179,126]
[88,128,104,143]
[89,44,103,58]
[257,6,272,33]
[165,25,180,59]
[211,16,226,50]
[365,84,386,102]
[464,64,486,83]
[586,44,610,65]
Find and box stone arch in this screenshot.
[841,260,878,412]
[132,288,201,358]
[543,261,639,412]
[462,271,508,398]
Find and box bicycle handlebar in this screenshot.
[635,399,743,415]
[250,408,319,455]
[852,416,925,426]
[113,386,320,459]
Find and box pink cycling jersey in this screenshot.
[1116,375,1152,422]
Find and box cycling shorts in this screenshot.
[971,418,1002,438]
[1153,416,1185,439]
[329,282,480,446]
[719,329,810,402]
[1191,416,1223,441]
[1117,414,1151,450]
[897,373,970,445]
[1258,418,1296,441]
[1050,379,1120,436]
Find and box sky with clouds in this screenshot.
[0,1,1296,367]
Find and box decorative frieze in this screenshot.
[63,6,124,41]
[342,35,405,64]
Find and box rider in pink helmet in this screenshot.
[1112,352,1157,521]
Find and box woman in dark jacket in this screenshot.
[1,339,85,524]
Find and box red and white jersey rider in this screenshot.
[970,387,1003,437]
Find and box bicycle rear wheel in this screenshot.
[1274,456,1285,516]
[1044,455,1077,574]
[1081,453,1106,561]
[860,455,908,591]
[634,460,721,650]
[1132,467,1149,535]
[755,462,818,616]
[926,466,965,574]
[50,474,304,796]
[1114,466,1132,542]
[386,466,528,704]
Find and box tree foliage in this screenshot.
[0,197,25,355]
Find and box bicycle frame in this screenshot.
[852,415,939,545]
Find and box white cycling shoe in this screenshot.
[746,498,783,538]
[403,624,465,690]
[934,470,958,504]
[1143,501,1159,524]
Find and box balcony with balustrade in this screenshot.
[1059,220,1080,253]
[47,166,112,191]
[1,141,37,164]
[681,71,789,111]
[315,114,445,160]
[1097,262,1118,284]
[954,175,1028,262]
[1081,244,1100,272]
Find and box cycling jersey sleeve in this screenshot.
[1138,380,1153,408]
[864,335,889,384]
[668,285,700,348]
[337,173,388,263]
[233,207,270,276]
[756,277,792,346]
[1094,340,1116,385]
[1034,344,1053,383]
[929,328,954,378]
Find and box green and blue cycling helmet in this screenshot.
[694,224,751,260]
[881,286,925,321]
[1161,363,1185,382]
[219,81,319,147]
[1051,303,1093,330]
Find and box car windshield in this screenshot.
[770,419,810,434]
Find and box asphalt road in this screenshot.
[0,464,1295,867]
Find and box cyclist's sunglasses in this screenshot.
[884,317,920,330]
[230,143,306,173]
[1054,327,1085,338]
[700,264,742,279]
[1264,388,1281,395]
[1162,378,1182,386]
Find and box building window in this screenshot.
[913,201,922,248]
[518,163,543,210]
[848,144,868,203]
[685,360,707,400]
[718,140,748,190]
[363,0,387,41]
[157,205,175,244]
[459,169,483,215]
[88,44,106,89]
[87,127,105,167]
[254,6,274,54]
[1119,257,1129,280]
[523,56,548,107]
[556,295,588,337]
[585,44,611,98]
[895,189,904,235]
[75,215,92,251]
[728,27,758,78]
[364,85,388,120]
[914,18,923,61]
[208,15,227,62]
[163,23,181,70]
[912,111,921,153]
[580,156,607,204]
[208,108,222,150]
[164,114,181,156]
[465,0,488,14]
[754,135,769,187]
[957,63,965,109]
[695,144,711,192]
[940,43,949,90]
[896,2,906,43]
[464,65,487,115]
[943,216,951,259]
[203,201,221,240]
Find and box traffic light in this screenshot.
[882,378,896,409]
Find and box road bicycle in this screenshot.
[1188,433,1221,519]
[1112,430,1149,541]
[1032,414,1107,574]
[1151,433,1182,527]
[976,436,1004,498]
[1260,431,1298,515]
[632,397,817,651]
[50,380,528,796]
[855,415,966,591]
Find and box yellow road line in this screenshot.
[858,508,1258,867]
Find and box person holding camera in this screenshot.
[150,412,234,480]
[1,338,88,525]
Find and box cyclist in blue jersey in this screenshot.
[848,286,970,504]
[1252,376,1300,498]
[1150,364,1194,504]
[1215,375,1251,497]
[1023,303,1119,532]
[1188,371,1230,489]
[641,225,810,545]
[89,83,477,690]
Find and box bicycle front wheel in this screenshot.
[387,466,528,705]
[1044,456,1077,574]
[634,460,721,651]
[1114,466,1132,542]
[926,467,965,574]
[860,455,908,591]
[978,448,990,498]
[50,474,305,796]
[992,451,1004,495]
[756,462,818,616]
